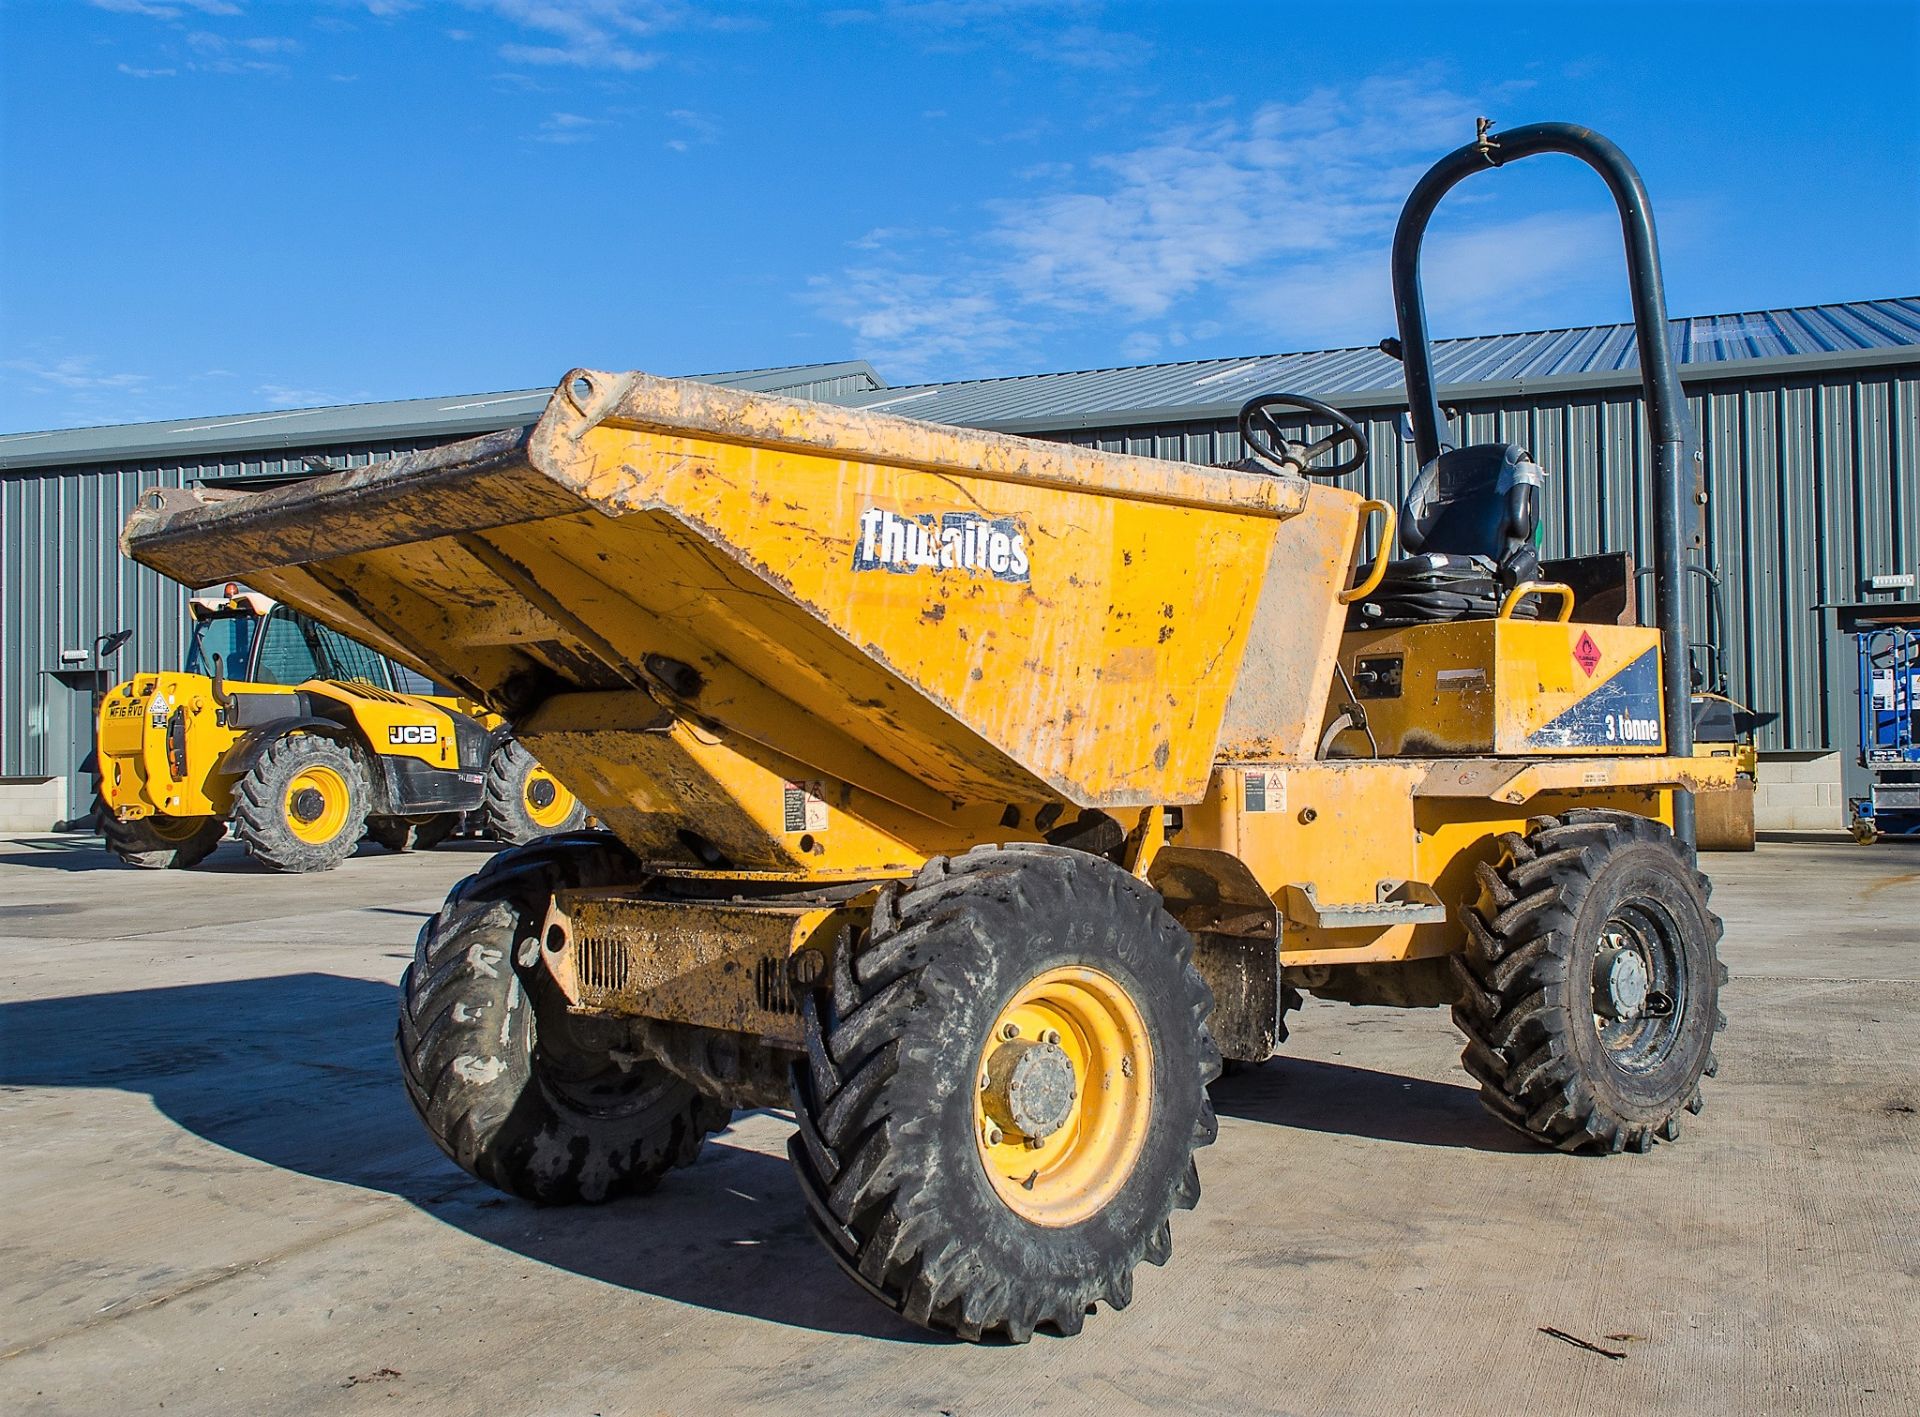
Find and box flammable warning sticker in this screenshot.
[1243,769,1283,813]
[782,780,828,833]
[1526,647,1664,749]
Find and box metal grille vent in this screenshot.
[754,957,798,1015]
[576,932,631,995]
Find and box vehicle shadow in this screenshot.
[0,973,932,1344]
[1208,1055,1538,1154]
[0,836,502,873]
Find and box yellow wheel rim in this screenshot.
[973,965,1153,1227]
[522,766,575,829]
[285,765,351,844]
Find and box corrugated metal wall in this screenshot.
[1,439,429,789]
[3,363,1915,786]
[1052,364,1919,754]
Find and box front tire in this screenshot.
[790,844,1219,1343]
[482,739,587,845]
[231,733,370,872]
[1451,809,1727,1154]
[102,811,224,869]
[397,836,732,1203]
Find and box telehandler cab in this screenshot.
[121,122,1731,1341]
[96,588,586,870]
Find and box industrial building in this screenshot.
[3,297,1915,830]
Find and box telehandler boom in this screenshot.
[121,122,1730,1341]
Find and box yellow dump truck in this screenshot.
[96,588,586,870]
[121,122,1730,1342]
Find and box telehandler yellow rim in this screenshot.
[285,764,352,844]
[522,767,575,829]
[974,965,1153,1227]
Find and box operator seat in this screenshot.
[1348,442,1548,628]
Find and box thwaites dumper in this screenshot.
[122,124,1731,1341]
[95,588,588,871]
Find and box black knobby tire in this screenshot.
[230,733,370,873]
[366,813,460,853]
[397,833,731,1203]
[1451,809,1728,1154]
[789,843,1220,1343]
[102,812,225,870]
[482,738,588,845]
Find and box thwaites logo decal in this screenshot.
[853,508,1030,583]
[1526,647,1663,749]
[388,724,438,745]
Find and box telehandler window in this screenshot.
[183,611,259,679]
[250,607,397,688]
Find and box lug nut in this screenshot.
[986,1127,1004,1146]
[1001,1022,1020,1039]
[1043,1029,1060,1045]
[980,1071,991,1091]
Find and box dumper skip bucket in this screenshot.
[125,370,1365,869]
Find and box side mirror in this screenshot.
[96,629,133,660]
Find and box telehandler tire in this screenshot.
[366,813,460,853]
[102,811,224,870]
[398,834,732,1203]
[1451,809,1727,1154]
[482,739,587,845]
[231,733,370,873]
[790,844,1219,1343]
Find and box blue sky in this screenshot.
[1,0,1915,431]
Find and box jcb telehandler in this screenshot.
[96,587,587,871]
[122,122,1731,1341]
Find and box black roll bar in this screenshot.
[1389,121,1697,849]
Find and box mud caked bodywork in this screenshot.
[122,367,1725,1022]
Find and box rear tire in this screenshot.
[366,813,460,853]
[1451,809,1726,1154]
[790,844,1219,1342]
[102,812,224,870]
[482,739,587,845]
[231,733,369,873]
[397,835,732,1203]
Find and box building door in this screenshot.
[36,668,108,830]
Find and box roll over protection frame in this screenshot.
[1389,121,1697,849]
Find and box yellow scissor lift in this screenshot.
[122,122,1730,1342]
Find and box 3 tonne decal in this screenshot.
[853,508,1031,583]
[1526,647,1664,749]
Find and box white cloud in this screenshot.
[473,0,680,72]
[257,384,347,409]
[89,0,242,17]
[531,111,604,143]
[802,76,1633,379]
[662,107,720,152]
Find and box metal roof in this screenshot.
[0,360,886,472]
[840,298,1920,434]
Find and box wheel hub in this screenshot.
[527,776,558,810]
[981,1038,1077,1141]
[289,787,327,825]
[1594,938,1650,1021]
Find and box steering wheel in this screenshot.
[1237,392,1369,478]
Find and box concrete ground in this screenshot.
[1,831,1914,1417]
